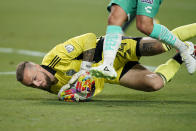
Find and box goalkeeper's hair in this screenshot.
[16,61,29,82]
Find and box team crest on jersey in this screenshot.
[65,44,74,53]
[141,0,153,4]
[66,69,76,76]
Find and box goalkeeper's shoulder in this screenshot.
[83,32,97,39]
[68,33,97,43]
[80,33,97,39]
[64,33,98,51]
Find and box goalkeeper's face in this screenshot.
[22,64,54,91]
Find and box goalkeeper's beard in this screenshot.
[42,72,55,92]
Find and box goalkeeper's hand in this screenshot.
[58,70,95,102]
[58,84,87,102]
[69,61,92,84]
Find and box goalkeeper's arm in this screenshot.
[68,48,96,84]
[69,33,97,84]
[80,33,97,70]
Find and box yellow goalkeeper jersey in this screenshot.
[41,33,105,95]
[41,33,140,96]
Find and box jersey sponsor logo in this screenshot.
[145,6,152,13]
[48,55,61,68]
[141,0,153,4]
[65,44,74,53]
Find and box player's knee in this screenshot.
[143,75,164,92]
[108,5,127,26]
[136,20,153,35]
[108,15,123,25]
[149,81,163,92]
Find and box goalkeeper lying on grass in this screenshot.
[16,23,196,102]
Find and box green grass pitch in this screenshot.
[0,0,196,130]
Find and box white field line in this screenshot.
[0,47,156,75]
[0,47,46,57]
[0,71,15,75]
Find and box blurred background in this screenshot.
[0,0,196,69]
[0,0,196,130]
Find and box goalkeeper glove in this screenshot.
[69,61,92,84]
[58,71,95,102]
[58,84,87,102]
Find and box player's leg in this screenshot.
[119,52,184,92]
[150,23,196,74]
[119,63,164,92]
[122,14,136,32]
[122,14,160,32]
[139,23,196,54]
[172,23,196,42]
[155,44,196,83]
[155,53,182,83]
[139,37,166,56]
[90,4,127,79]
[136,0,196,74]
[119,44,196,91]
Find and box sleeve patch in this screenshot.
[65,44,74,53]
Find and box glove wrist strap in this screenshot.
[80,61,92,70]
